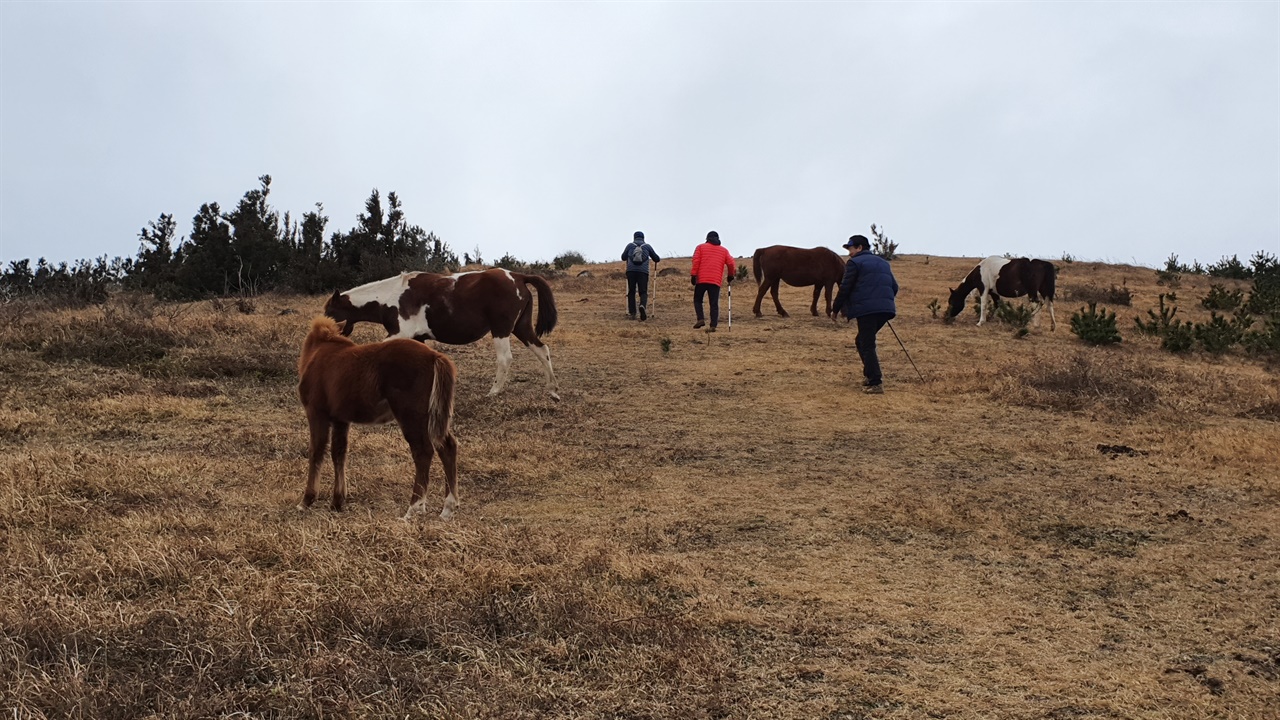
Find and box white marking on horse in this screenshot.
[390,303,435,341]
[344,272,414,308]
[490,336,515,396]
[976,256,1010,326]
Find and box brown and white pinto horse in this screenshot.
[297,316,459,520]
[324,268,561,400]
[751,245,846,318]
[947,256,1057,330]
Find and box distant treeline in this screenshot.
[0,175,463,303]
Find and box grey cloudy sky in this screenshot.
[2,1,1277,270]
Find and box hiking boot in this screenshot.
[706,326,717,333]
[639,306,647,321]
[627,314,636,320]
[861,379,875,387]
[863,384,884,394]
[693,320,705,329]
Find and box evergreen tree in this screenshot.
[224,174,287,293]
[131,213,178,292]
[175,202,235,298]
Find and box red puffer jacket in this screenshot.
[691,243,736,286]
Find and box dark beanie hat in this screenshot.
[706,230,720,245]
[634,231,644,240]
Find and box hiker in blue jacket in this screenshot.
[622,231,661,321]
[831,234,899,393]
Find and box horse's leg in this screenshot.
[752,278,769,318]
[300,413,329,510]
[809,284,822,316]
[977,291,989,326]
[329,421,349,511]
[434,431,459,520]
[488,336,514,396]
[771,279,788,318]
[400,418,438,521]
[1048,299,1057,331]
[515,324,561,401]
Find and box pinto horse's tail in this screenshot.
[752,249,763,285]
[520,274,559,337]
[428,353,456,450]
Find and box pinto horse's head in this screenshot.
[946,286,969,319]
[323,291,357,336]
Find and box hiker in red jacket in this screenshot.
[690,230,736,331]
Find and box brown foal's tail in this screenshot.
[752,249,763,285]
[428,354,457,449]
[521,274,559,337]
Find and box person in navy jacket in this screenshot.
[831,234,899,393]
[622,231,660,320]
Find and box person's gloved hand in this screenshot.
[725,277,732,286]
[690,277,697,288]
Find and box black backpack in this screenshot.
[630,243,648,265]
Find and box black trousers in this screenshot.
[626,271,649,315]
[694,283,721,326]
[855,313,893,385]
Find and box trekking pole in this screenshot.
[886,321,926,383]
[649,263,656,319]
[727,279,732,330]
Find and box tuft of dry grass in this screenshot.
[2,256,1278,719]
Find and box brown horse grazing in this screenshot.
[947,256,1057,330]
[751,245,846,318]
[325,268,561,400]
[297,316,460,520]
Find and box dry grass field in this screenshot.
[2,254,1278,719]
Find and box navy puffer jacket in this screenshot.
[835,252,898,319]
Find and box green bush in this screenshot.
[1134,294,1193,352]
[1194,311,1251,354]
[1242,317,1280,356]
[992,301,1035,332]
[1161,323,1195,353]
[870,224,898,261]
[1206,255,1251,280]
[1135,294,1179,336]
[1070,302,1121,345]
[1157,254,1184,288]
[553,251,586,270]
[1201,283,1244,311]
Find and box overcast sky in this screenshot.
[2,2,1277,271]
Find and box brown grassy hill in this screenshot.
[2,255,1277,719]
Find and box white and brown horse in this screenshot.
[947,256,1057,330]
[298,316,459,520]
[751,245,846,318]
[324,268,561,400]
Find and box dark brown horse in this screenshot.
[751,245,846,318]
[297,316,459,519]
[324,268,561,400]
[947,256,1057,330]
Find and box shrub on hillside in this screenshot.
[1070,303,1121,345]
[992,301,1034,335]
[1069,282,1133,307]
[870,224,898,261]
[1194,311,1251,354]
[1201,283,1244,311]
[1206,254,1251,280]
[553,251,586,270]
